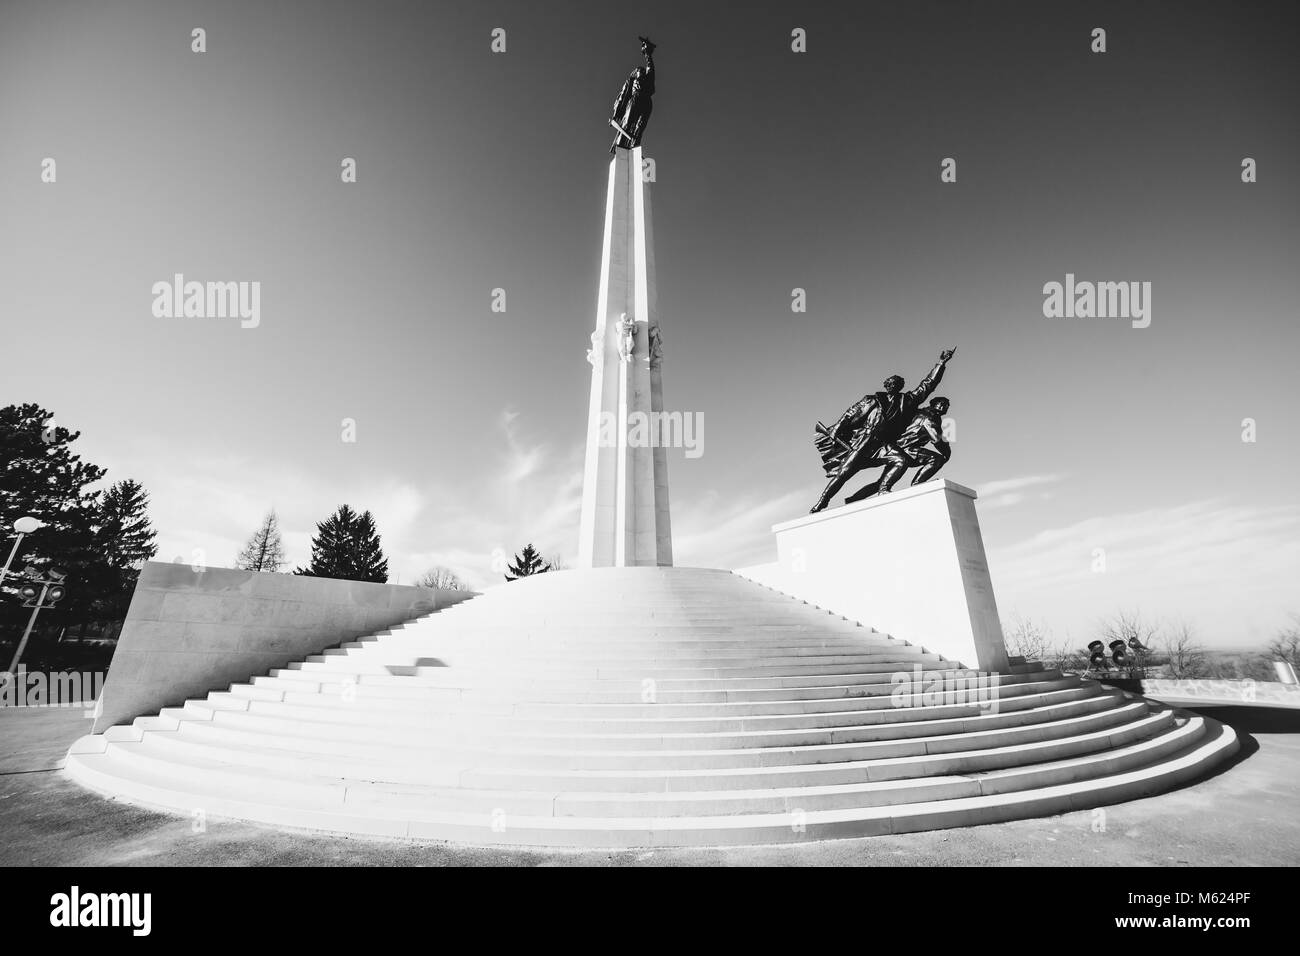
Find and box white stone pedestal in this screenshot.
[577,146,672,567]
[735,479,1009,672]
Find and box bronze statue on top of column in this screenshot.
[610,37,656,153]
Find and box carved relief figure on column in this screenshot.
[616,313,636,363]
[648,324,663,368]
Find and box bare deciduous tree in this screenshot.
[236,509,286,573]
[1265,614,1300,669]
[1053,640,1090,674]
[1099,611,1159,654]
[1003,616,1085,673]
[1004,615,1052,662]
[1163,622,1209,679]
[414,566,466,590]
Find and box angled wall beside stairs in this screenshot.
[91,562,475,733]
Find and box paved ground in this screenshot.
[1,704,1296,866]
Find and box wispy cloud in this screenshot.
[499,406,546,483]
[674,486,808,570]
[975,474,1064,510]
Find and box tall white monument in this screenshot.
[577,145,672,567]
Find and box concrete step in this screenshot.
[244,671,1066,697]
[213,683,1073,733]
[233,674,1086,718]
[342,636,909,654]
[322,640,925,658]
[256,667,1069,703]
[289,657,953,680]
[400,616,870,629]
[309,651,943,671]
[221,681,1096,728]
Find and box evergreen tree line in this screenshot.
[242,508,563,587]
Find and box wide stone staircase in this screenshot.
[65,567,1238,847]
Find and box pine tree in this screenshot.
[97,480,158,568]
[295,505,389,583]
[505,543,551,582]
[93,479,159,619]
[236,510,286,573]
[0,404,107,631]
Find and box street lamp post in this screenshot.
[1,519,62,687]
[2,569,68,685]
[0,516,41,584]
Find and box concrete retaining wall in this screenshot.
[91,562,475,732]
[1102,676,1300,708]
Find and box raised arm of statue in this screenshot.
[909,349,954,402]
[641,52,655,96]
[908,363,943,402]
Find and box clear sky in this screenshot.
[2,1,1296,650]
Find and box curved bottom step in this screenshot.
[64,713,1238,848]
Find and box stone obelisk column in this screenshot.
[578,146,672,567]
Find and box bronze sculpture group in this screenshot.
[811,349,956,513]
